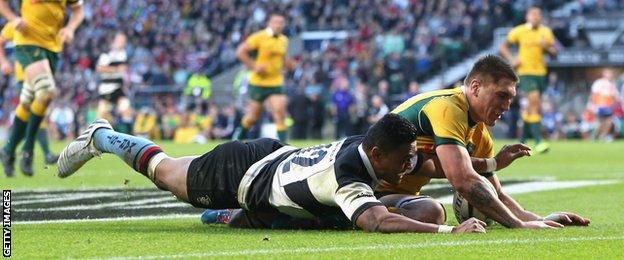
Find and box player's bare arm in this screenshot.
[58,3,84,44]
[472,144,532,173]
[236,42,264,74]
[0,35,12,75]
[355,205,486,234]
[499,41,520,68]
[0,1,24,31]
[436,144,562,229]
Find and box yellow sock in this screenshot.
[31,100,48,116]
[16,104,30,121]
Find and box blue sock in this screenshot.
[92,128,163,176]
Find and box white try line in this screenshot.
[91,235,624,259]
[13,214,200,225]
[16,197,179,212]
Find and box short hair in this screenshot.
[463,55,518,86]
[363,114,417,152]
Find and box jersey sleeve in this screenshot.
[0,25,13,40]
[334,182,383,223]
[245,32,261,50]
[423,99,469,147]
[507,26,520,44]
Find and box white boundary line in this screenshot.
[92,236,624,259]
[13,214,199,225]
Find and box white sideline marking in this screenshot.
[13,192,121,205]
[438,180,620,204]
[95,236,624,259]
[117,202,191,210]
[16,197,178,212]
[13,214,199,225]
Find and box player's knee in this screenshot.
[398,197,446,225]
[31,73,57,101]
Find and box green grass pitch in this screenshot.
[3,140,624,259]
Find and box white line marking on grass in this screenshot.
[16,197,178,212]
[13,214,200,225]
[92,236,624,259]
[438,180,620,204]
[13,192,121,205]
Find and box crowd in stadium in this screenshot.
[0,0,623,144]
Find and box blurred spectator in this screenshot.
[211,105,241,140]
[173,111,201,144]
[367,94,389,125]
[49,103,75,140]
[561,111,582,139]
[184,71,212,111]
[133,107,158,139]
[308,92,325,139]
[331,77,353,139]
[587,68,621,142]
[288,88,310,140]
[403,81,421,101]
[161,104,181,140]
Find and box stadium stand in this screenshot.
[1,0,622,142]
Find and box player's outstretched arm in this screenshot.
[355,205,486,234]
[472,144,532,173]
[437,144,561,229]
[486,174,542,221]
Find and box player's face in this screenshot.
[475,78,517,126]
[526,8,541,27]
[112,34,127,50]
[373,142,418,185]
[268,15,286,35]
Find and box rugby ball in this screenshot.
[452,181,497,226]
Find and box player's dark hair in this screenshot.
[463,55,518,86]
[363,114,417,152]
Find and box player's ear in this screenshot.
[370,146,383,162]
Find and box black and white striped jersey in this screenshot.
[238,136,383,223]
[97,49,127,95]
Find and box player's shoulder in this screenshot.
[423,88,466,111]
[333,136,374,187]
[538,24,554,33]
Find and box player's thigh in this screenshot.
[246,99,264,119]
[267,93,288,114]
[154,156,198,202]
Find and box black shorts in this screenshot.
[186,138,285,209]
[99,87,126,104]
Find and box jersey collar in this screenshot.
[358,144,380,188]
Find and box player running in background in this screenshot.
[500,6,557,154]
[57,114,491,234]
[232,12,291,142]
[0,0,84,176]
[0,23,59,177]
[387,55,588,228]
[96,32,133,134]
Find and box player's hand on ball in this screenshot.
[543,212,590,226]
[453,217,487,233]
[520,220,563,229]
[494,143,531,170]
[58,27,75,43]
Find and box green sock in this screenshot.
[530,122,542,144]
[22,112,44,153]
[37,129,51,156]
[277,130,288,142]
[3,117,28,156]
